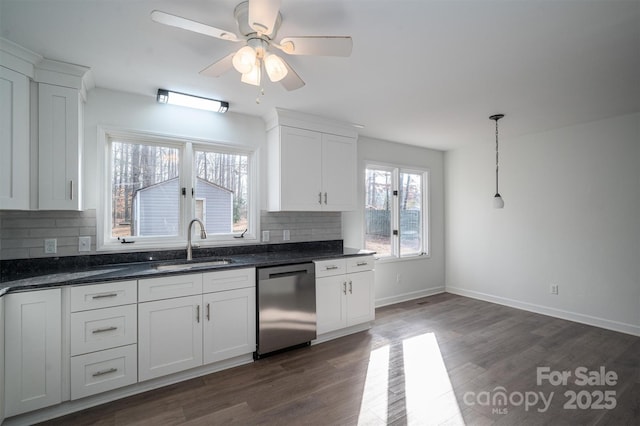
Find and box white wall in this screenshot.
[445,113,640,335]
[343,137,446,306]
[82,88,267,210]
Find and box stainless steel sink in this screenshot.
[153,259,232,271]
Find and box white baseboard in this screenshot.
[312,322,372,345]
[446,286,640,337]
[375,286,445,308]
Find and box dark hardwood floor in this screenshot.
[43,293,639,425]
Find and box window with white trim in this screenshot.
[364,164,428,258]
[102,131,256,249]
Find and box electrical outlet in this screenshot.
[262,230,270,242]
[78,236,91,252]
[283,230,290,241]
[44,238,57,254]
[550,284,559,295]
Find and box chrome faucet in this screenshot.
[187,218,207,261]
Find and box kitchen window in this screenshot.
[100,130,256,249]
[364,164,428,259]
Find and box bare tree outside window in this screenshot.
[194,150,249,232]
[111,141,180,238]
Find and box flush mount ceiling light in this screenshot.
[156,89,229,113]
[490,114,505,209]
[151,0,352,101]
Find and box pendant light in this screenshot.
[490,114,505,209]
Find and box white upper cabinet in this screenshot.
[266,108,358,212]
[38,82,83,210]
[321,132,357,211]
[0,66,30,210]
[0,38,92,211]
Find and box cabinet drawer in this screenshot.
[70,280,137,312]
[70,344,137,400]
[71,304,137,356]
[314,259,346,278]
[139,273,203,302]
[346,256,375,273]
[202,267,255,293]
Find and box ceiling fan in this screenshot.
[151,0,353,92]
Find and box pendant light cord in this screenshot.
[495,118,500,195]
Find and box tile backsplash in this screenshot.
[0,210,342,260]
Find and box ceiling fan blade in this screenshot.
[151,10,240,42]
[199,53,235,77]
[279,58,305,91]
[248,0,281,36]
[278,36,353,57]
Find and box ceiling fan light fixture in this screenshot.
[264,53,288,82]
[232,45,257,74]
[156,89,228,113]
[241,62,262,86]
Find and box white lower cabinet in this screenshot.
[138,268,256,382]
[70,344,137,400]
[4,289,62,417]
[138,294,203,381]
[69,281,138,400]
[315,257,375,336]
[203,287,256,364]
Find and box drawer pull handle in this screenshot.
[92,293,118,299]
[349,280,353,294]
[325,266,339,270]
[92,368,118,377]
[196,305,200,323]
[207,303,210,321]
[356,262,368,267]
[92,326,118,334]
[343,282,347,295]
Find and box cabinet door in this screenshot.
[38,83,82,210]
[5,289,62,417]
[346,270,375,327]
[0,66,30,210]
[315,275,348,335]
[279,126,323,211]
[321,133,357,211]
[203,288,256,364]
[138,295,203,381]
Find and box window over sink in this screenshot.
[99,129,257,250]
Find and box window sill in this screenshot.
[373,253,431,264]
[97,236,259,253]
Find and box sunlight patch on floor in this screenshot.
[403,333,464,425]
[357,345,390,424]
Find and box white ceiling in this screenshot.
[1,0,639,150]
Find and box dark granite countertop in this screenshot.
[0,241,374,296]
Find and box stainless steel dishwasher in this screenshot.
[256,263,316,358]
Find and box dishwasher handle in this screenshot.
[258,263,315,281]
